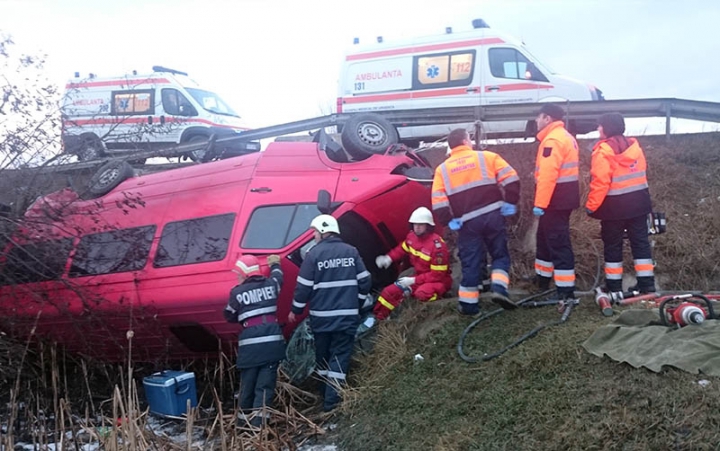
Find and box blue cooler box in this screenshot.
[143,371,198,417]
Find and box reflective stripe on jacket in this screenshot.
[431,145,520,226]
[291,236,371,333]
[224,265,286,368]
[387,230,452,285]
[534,121,580,210]
[586,136,652,220]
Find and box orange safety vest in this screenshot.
[431,145,520,226]
[586,136,652,220]
[534,121,580,210]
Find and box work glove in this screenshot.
[532,207,545,217]
[448,218,463,231]
[500,203,517,217]
[267,254,281,266]
[585,208,594,216]
[397,277,416,289]
[375,255,392,269]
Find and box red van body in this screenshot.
[0,142,431,361]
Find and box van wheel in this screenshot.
[85,161,135,198]
[186,135,210,162]
[341,114,399,159]
[76,136,105,161]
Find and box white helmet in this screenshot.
[310,214,340,234]
[408,207,435,226]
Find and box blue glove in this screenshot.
[586,208,594,215]
[500,203,517,217]
[532,207,545,216]
[448,218,463,231]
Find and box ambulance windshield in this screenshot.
[185,88,240,117]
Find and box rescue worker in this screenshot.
[288,214,372,412]
[586,112,655,295]
[431,128,520,315]
[224,254,285,428]
[533,104,580,301]
[372,206,452,320]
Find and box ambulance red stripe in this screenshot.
[63,117,250,130]
[65,78,171,89]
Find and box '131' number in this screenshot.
[354,82,365,91]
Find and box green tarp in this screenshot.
[582,309,720,376]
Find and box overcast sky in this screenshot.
[2,0,719,134]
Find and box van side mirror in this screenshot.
[317,189,332,214]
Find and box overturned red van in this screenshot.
[0,139,432,361]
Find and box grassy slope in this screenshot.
[335,133,720,451]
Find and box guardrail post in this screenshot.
[665,103,672,142]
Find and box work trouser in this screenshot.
[373,278,451,320]
[601,214,655,292]
[457,211,511,315]
[314,330,355,412]
[239,362,279,426]
[535,209,576,295]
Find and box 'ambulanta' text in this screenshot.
[355,70,403,81]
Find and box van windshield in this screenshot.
[185,88,240,118]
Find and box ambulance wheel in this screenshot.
[76,135,105,161]
[186,134,210,162]
[85,160,135,198]
[341,114,398,159]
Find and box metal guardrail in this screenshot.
[7,97,720,175]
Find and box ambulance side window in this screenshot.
[488,48,549,82]
[161,89,197,117]
[111,90,154,115]
[154,213,235,268]
[412,50,476,90]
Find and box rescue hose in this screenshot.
[457,234,603,363]
[457,289,558,363]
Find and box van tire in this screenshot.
[341,114,399,159]
[85,161,135,198]
[76,135,105,161]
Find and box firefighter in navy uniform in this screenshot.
[373,207,452,320]
[586,113,656,296]
[533,104,580,301]
[288,214,372,412]
[224,254,286,427]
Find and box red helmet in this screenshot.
[233,255,263,278]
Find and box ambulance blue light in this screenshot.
[74,72,80,78]
[353,37,359,44]
[445,27,452,34]
[377,36,383,43]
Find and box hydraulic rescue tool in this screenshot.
[658,294,715,327]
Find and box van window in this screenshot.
[412,50,476,90]
[0,238,73,285]
[161,89,197,117]
[111,90,154,115]
[154,213,235,268]
[488,48,549,82]
[69,226,156,277]
[242,204,320,249]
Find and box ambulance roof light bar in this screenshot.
[152,66,189,76]
[472,19,490,29]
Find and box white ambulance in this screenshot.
[337,19,604,142]
[61,66,258,161]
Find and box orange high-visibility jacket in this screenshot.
[586,136,652,220]
[431,145,520,226]
[534,121,580,210]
